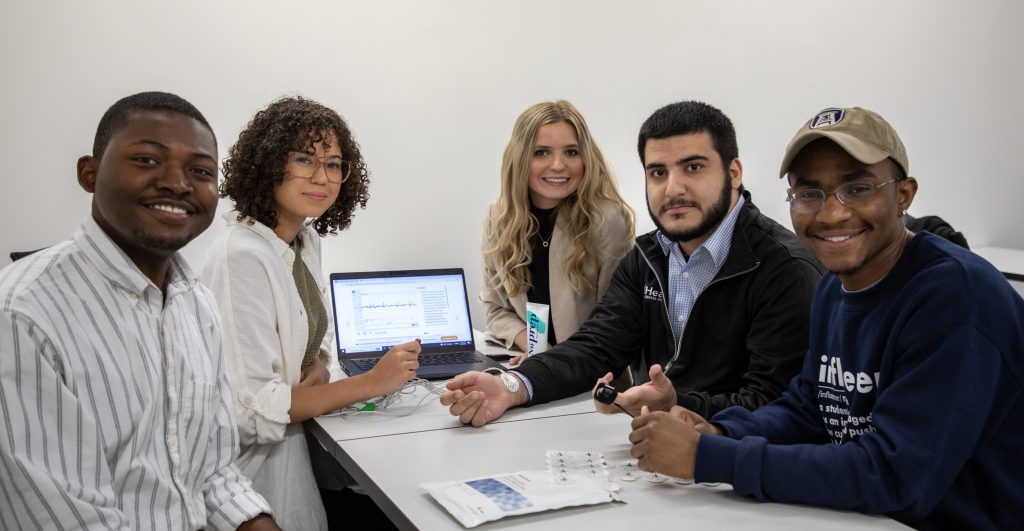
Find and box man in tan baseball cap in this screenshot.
[778,106,908,179]
[627,106,1024,530]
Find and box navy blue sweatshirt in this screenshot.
[695,233,1024,530]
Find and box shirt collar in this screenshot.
[224,210,299,258]
[74,215,196,296]
[656,194,746,267]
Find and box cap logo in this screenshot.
[809,108,846,129]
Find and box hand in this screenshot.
[439,371,524,427]
[593,364,676,416]
[628,405,700,479]
[510,329,528,365]
[366,339,421,396]
[667,405,722,436]
[298,357,330,388]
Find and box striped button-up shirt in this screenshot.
[0,217,271,530]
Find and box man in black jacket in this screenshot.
[442,101,822,426]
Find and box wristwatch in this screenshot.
[483,367,520,394]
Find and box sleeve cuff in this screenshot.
[237,387,291,445]
[694,434,740,485]
[206,485,272,530]
[508,370,534,402]
[676,391,701,414]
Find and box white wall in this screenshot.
[2,0,1022,327]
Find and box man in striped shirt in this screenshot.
[0,92,278,530]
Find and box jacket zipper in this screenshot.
[637,241,760,373]
[636,243,683,371]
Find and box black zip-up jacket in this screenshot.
[514,192,823,417]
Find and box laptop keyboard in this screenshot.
[350,351,482,371]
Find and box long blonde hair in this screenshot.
[485,100,635,297]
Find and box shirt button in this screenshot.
[126,293,138,304]
[678,314,685,321]
[682,272,690,278]
[168,436,178,450]
[167,374,175,387]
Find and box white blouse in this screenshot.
[200,212,332,531]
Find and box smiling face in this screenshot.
[272,134,343,241]
[787,138,917,290]
[527,121,584,209]
[77,110,219,269]
[643,132,741,255]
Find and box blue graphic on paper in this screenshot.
[466,478,533,511]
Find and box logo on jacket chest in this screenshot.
[643,284,664,302]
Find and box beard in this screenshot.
[648,172,733,243]
[130,225,196,253]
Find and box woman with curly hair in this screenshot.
[200,97,419,529]
[482,100,635,364]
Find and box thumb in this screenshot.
[640,405,650,416]
[649,364,671,386]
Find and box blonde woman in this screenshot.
[482,100,635,364]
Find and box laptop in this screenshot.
[329,268,504,380]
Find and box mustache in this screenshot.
[660,198,700,213]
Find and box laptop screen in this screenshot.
[330,269,475,356]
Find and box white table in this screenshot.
[310,390,907,530]
[313,387,596,442]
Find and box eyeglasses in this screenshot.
[287,152,352,184]
[786,178,902,214]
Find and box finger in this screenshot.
[394,340,421,353]
[630,440,645,460]
[650,364,671,385]
[445,371,479,391]
[450,391,483,418]
[591,373,613,394]
[509,355,525,366]
[637,456,654,473]
[439,389,464,406]
[459,398,484,425]
[471,399,492,427]
[627,426,646,444]
[631,407,653,429]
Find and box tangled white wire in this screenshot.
[321,378,444,418]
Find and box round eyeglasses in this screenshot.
[287,152,352,184]
[786,178,901,214]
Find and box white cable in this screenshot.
[320,378,443,418]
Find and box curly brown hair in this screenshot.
[221,96,370,236]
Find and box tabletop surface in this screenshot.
[312,390,908,530]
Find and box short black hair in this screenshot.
[637,101,738,166]
[92,91,214,158]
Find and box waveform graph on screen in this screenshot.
[350,286,450,335]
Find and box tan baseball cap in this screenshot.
[779,106,908,178]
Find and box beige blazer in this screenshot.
[480,199,633,349]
